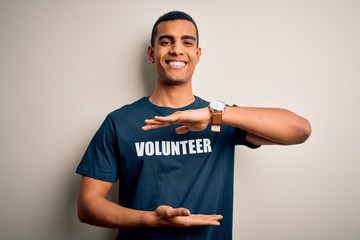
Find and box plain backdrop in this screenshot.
[1,0,359,239]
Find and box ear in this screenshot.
[147,46,155,63]
[195,47,202,64]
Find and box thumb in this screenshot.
[156,205,191,217]
[175,126,190,134]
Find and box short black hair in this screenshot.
[150,11,199,47]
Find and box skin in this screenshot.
[77,19,312,229]
[77,177,222,228]
[147,20,201,108]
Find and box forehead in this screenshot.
[155,20,197,39]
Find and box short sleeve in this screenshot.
[76,116,119,182]
[235,128,261,149]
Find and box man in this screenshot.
[76,11,311,240]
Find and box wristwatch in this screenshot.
[209,100,226,132]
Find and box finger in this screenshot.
[175,126,190,134]
[142,124,164,131]
[156,205,172,217]
[142,119,170,131]
[187,214,223,226]
[192,214,223,221]
[144,119,167,125]
[168,207,191,217]
[154,114,180,123]
[179,208,191,216]
[156,205,191,217]
[142,123,171,130]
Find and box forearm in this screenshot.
[77,197,222,229]
[77,177,222,229]
[222,106,311,145]
[78,195,155,228]
[142,105,311,144]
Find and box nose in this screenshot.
[169,42,184,55]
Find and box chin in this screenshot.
[158,74,188,84]
[163,78,190,85]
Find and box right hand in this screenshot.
[142,107,212,134]
[153,205,223,227]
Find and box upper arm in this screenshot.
[78,176,114,202]
[77,176,117,224]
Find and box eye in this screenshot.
[183,41,194,47]
[160,40,172,46]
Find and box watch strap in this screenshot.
[211,111,223,132]
[212,112,223,124]
[211,124,221,132]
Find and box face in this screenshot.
[147,20,201,85]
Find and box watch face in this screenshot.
[210,100,226,111]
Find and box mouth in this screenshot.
[165,60,187,69]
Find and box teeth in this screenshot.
[169,61,186,67]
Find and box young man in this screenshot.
[76,11,311,240]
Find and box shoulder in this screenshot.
[108,97,148,117]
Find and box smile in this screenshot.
[166,60,187,69]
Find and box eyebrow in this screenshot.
[158,34,197,42]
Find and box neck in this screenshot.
[149,81,195,108]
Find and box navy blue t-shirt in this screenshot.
[76,96,259,240]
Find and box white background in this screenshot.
[1,0,359,239]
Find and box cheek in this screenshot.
[156,57,165,66]
[155,60,167,74]
[192,57,200,66]
[191,52,200,65]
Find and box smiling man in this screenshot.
[76,11,311,240]
[148,19,201,88]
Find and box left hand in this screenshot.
[152,205,223,227]
[142,107,211,134]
